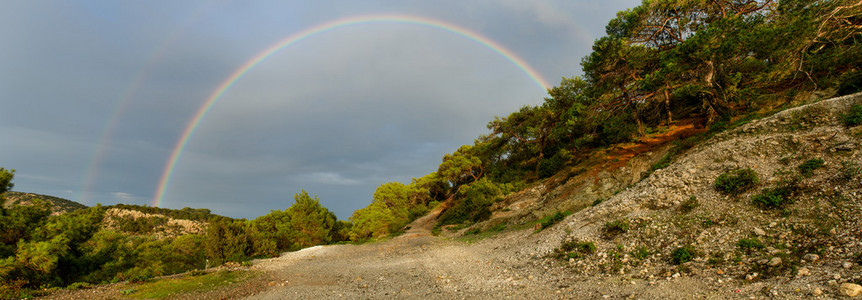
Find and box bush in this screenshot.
[797,158,825,177]
[752,187,793,208]
[737,238,765,253]
[671,245,697,265]
[680,196,699,213]
[602,220,629,239]
[553,240,596,260]
[714,169,759,195]
[842,104,862,126]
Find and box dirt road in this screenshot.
[242,210,720,300]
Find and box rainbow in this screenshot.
[152,14,551,207]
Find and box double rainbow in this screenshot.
[152,14,551,207]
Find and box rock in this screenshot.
[813,288,823,296]
[754,227,766,236]
[844,262,854,269]
[803,253,820,261]
[768,257,782,267]
[797,267,811,277]
[746,273,759,281]
[840,283,862,297]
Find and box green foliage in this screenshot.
[537,211,570,231]
[670,245,697,265]
[553,240,596,260]
[630,246,651,260]
[752,187,794,208]
[714,169,760,195]
[203,219,251,266]
[284,190,337,248]
[437,178,502,227]
[737,238,765,253]
[680,196,699,213]
[797,158,825,177]
[843,104,862,127]
[602,219,629,239]
[0,167,14,194]
[113,215,169,234]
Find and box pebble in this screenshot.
[768,257,782,267]
[797,267,811,277]
[803,253,820,261]
[754,228,766,236]
[844,262,854,269]
[840,283,862,297]
[813,288,823,296]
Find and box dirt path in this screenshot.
[245,209,553,298]
[242,210,722,300]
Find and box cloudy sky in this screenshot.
[1,0,640,220]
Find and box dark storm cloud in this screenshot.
[1,1,641,220]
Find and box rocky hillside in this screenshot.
[2,191,87,215]
[507,92,862,297]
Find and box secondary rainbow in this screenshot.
[152,14,552,207]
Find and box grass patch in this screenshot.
[602,219,630,239]
[121,270,252,299]
[715,169,759,195]
[553,240,596,260]
[670,245,698,265]
[797,158,825,177]
[752,187,794,209]
[842,104,862,127]
[630,246,651,260]
[680,196,699,213]
[536,211,570,231]
[737,238,765,254]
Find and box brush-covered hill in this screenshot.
[499,92,862,298]
[2,191,88,215]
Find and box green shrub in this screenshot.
[671,245,697,265]
[553,240,596,260]
[537,211,570,231]
[797,158,825,177]
[737,238,765,253]
[630,246,651,260]
[842,104,862,127]
[680,196,699,213]
[715,169,759,195]
[602,220,629,239]
[752,187,793,208]
[591,198,604,206]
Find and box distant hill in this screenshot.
[2,191,87,214]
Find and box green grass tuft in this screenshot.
[715,169,759,195]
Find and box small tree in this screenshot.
[0,167,14,194]
[284,190,336,248]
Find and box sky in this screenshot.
[0,0,640,220]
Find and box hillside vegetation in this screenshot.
[351,0,862,238]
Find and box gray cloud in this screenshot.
[1,0,641,220]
